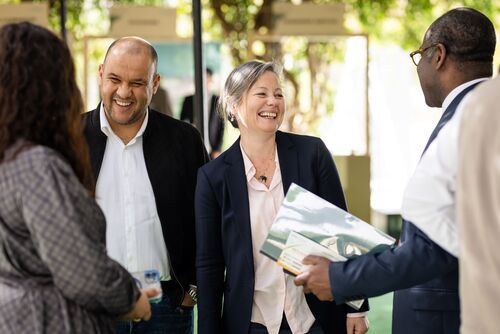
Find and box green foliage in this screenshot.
[201,0,498,134]
[343,0,499,49]
[3,0,496,134]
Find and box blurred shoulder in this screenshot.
[277,131,325,148]
[198,140,238,177]
[149,109,201,138]
[3,143,73,183]
[199,149,228,175]
[148,110,201,140]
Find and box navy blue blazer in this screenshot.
[195,131,367,334]
[329,83,481,334]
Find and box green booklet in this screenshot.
[260,183,395,309]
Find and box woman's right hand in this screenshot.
[120,287,160,321]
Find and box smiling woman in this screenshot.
[219,61,284,185]
[232,70,284,138]
[194,60,370,334]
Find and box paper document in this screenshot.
[260,183,396,310]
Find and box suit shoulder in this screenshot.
[150,110,201,137]
[82,108,99,129]
[82,108,95,120]
[84,107,99,117]
[199,153,225,175]
[279,131,324,148]
[198,146,234,180]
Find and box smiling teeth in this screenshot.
[260,112,277,118]
[115,100,132,107]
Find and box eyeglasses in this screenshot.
[409,43,439,66]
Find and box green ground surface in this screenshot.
[368,293,393,334]
[193,292,393,333]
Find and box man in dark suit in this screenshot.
[294,8,496,334]
[83,37,208,334]
[180,68,224,158]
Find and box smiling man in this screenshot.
[83,37,208,334]
[294,7,495,334]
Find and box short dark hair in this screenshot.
[0,22,93,192]
[426,7,495,73]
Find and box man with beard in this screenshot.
[84,37,208,334]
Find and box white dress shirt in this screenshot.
[401,78,487,257]
[95,105,170,279]
[241,145,316,334]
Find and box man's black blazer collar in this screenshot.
[84,104,107,179]
[85,103,165,181]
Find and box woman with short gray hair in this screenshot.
[195,60,369,334]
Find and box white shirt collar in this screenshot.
[441,78,488,111]
[99,104,149,144]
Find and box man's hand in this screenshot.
[347,316,369,334]
[294,255,334,301]
[120,287,159,321]
[181,292,196,307]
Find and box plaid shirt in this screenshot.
[0,143,139,333]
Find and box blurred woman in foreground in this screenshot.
[0,22,156,333]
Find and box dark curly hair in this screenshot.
[0,22,93,192]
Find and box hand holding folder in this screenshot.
[260,183,395,309]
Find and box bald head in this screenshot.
[103,36,158,74]
[98,36,161,137]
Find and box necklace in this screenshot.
[256,156,275,184]
[259,174,268,183]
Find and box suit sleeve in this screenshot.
[195,168,225,334]
[211,97,225,152]
[329,225,458,304]
[180,97,193,123]
[211,119,225,152]
[315,139,369,312]
[315,139,347,211]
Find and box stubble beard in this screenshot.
[105,102,147,126]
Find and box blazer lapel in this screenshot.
[142,111,179,205]
[276,131,298,195]
[224,139,254,270]
[142,112,162,190]
[84,104,107,179]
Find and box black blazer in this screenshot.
[83,106,209,306]
[195,131,368,334]
[180,95,224,153]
